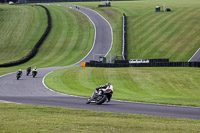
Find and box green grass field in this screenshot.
[45,67,200,107]
[0,5,47,64]
[65,0,200,61]
[0,103,200,133]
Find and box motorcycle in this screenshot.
[32,71,37,78]
[86,88,113,105]
[26,68,31,76]
[16,72,22,80]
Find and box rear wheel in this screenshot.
[96,95,107,105]
[33,73,36,78]
[27,71,30,76]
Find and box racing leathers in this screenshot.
[17,70,22,76]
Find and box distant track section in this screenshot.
[188,48,200,62]
[0,5,51,67]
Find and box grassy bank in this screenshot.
[65,0,200,61]
[0,5,47,64]
[45,67,200,107]
[0,5,94,75]
[25,5,94,67]
[0,103,199,133]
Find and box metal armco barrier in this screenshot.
[122,13,127,60]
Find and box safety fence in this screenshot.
[106,54,117,63]
[0,5,51,67]
[86,61,200,67]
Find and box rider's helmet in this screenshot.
[19,69,22,71]
[106,83,111,86]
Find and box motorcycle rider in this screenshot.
[96,83,113,102]
[32,67,37,71]
[17,69,22,75]
[16,69,23,78]
[32,67,37,76]
[26,66,31,75]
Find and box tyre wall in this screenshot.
[18,0,126,4]
[86,61,200,67]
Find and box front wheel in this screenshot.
[96,95,107,105]
[86,98,91,104]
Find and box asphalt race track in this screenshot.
[189,48,200,62]
[0,5,200,120]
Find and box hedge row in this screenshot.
[0,5,51,67]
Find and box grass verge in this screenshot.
[0,103,199,133]
[45,67,200,107]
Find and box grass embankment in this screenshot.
[45,67,200,107]
[66,0,200,61]
[0,5,94,75]
[0,103,200,132]
[26,5,94,67]
[0,5,47,64]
